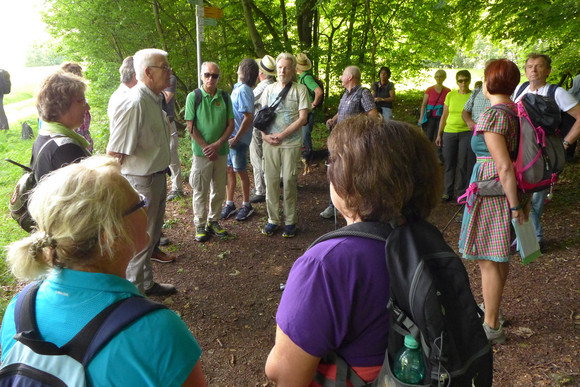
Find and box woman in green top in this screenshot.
[435,70,473,201]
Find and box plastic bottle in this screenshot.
[393,334,426,384]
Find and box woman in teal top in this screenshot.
[1,156,206,386]
[436,70,473,201]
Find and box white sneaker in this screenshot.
[479,302,506,326]
[482,322,507,345]
[320,205,335,219]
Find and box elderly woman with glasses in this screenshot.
[1,156,207,386]
[436,70,474,202]
[32,71,92,182]
[265,115,441,385]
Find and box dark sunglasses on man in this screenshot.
[204,73,219,79]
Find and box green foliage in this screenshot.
[25,42,64,67]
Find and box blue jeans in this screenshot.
[301,112,315,155]
[530,190,547,242]
[227,142,249,172]
[381,107,393,122]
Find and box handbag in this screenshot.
[254,82,293,132]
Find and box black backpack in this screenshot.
[0,282,166,386]
[310,221,493,387]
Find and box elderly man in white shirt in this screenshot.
[107,56,138,121]
[107,48,176,296]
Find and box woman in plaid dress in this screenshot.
[459,59,530,345]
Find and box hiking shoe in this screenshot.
[282,224,296,238]
[206,221,228,238]
[195,226,209,242]
[479,302,507,326]
[145,282,177,297]
[221,203,237,219]
[167,190,184,201]
[482,322,507,345]
[235,204,254,221]
[250,194,266,203]
[151,250,176,263]
[320,205,335,219]
[262,223,279,236]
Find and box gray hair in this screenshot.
[133,48,168,82]
[238,58,259,87]
[200,61,220,78]
[276,53,297,69]
[6,156,137,280]
[120,56,135,84]
[346,66,361,82]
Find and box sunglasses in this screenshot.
[204,73,219,79]
[124,193,148,216]
[457,79,470,83]
[149,65,172,72]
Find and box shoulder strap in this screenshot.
[31,136,58,173]
[13,282,166,366]
[547,83,558,100]
[267,82,293,111]
[515,81,530,99]
[309,221,392,250]
[193,88,202,126]
[221,90,229,112]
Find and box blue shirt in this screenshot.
[231,82,255,145]
[1,268,201,386]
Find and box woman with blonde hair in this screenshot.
[1,156,206,386]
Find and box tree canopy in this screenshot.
[42,0,580,103]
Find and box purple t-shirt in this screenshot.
[276,235,389,367]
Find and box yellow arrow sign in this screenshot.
[204,6,223,19]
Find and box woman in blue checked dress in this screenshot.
[459,59,530,345]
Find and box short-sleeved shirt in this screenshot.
[513,83,579,112]
[337,85,376,123]
[443,90,471,133]
[372,81,395,109]
[231,82,255,145]
[30,131,90,181]
[253,78,276,113]
[276,235,389,367]
[424,85,450,117]
[184,87,234,157]
[298,70,320,102]
[1,268,201,387]
[259,81,310,148]
[463,87,491,123]
[107,83,131,129]
[106,82,171,176]
[569,74,580,101]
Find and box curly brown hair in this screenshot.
[36,72,86,122]
[327,115,442,222]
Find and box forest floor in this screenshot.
[153,148,580,387]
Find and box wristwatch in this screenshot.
[563,140,570,148]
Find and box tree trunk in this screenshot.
[280,0,290,49]
[241,0,266,56]
[346,2,357,60]
[296,0,317,50]
[151,0,167,52]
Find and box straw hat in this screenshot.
[257,55,276,76]
[296,53,312,71]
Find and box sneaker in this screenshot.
[151,250,176,263]
[282,224,296,238]
[206,221,228,238]
[235,204,254,221]
[262,223,279,236]
[167,190,184,201]
[320,204,335,219]
[479,302,506,326]
[250,194,266,203]
[482,322,507,345]
[221,203,237,219]
[195,226,209,242]
[145,282,177,297]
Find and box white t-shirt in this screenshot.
[513,83,579,112]
[569,74,580,101]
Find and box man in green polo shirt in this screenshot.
[185,61,234,242]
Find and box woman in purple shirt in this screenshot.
[265,115,442,386]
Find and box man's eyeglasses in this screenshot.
[124,193,148,216]
[457,79,470,83]
[149,65,172,72]
[204,73,219,79]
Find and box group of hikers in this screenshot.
[1,49,579,386]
